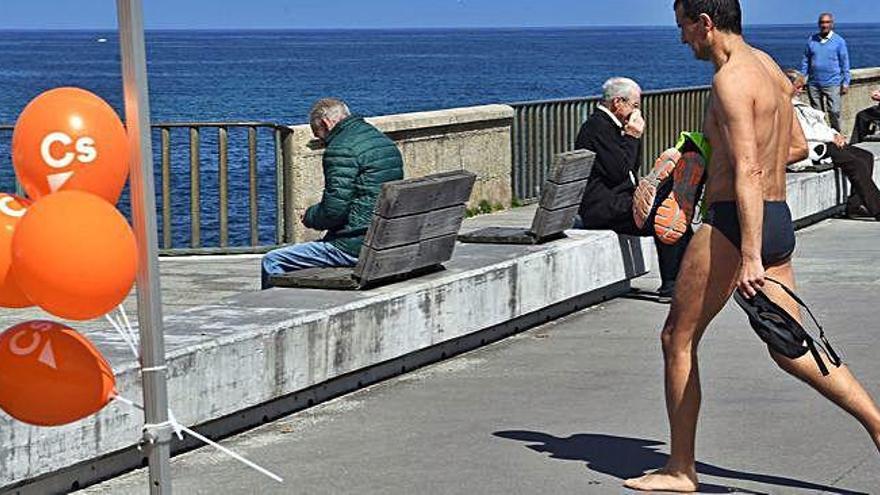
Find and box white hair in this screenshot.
[602,77,641,104]
[309,98,351,125]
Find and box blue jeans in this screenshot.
[807,84,842,131]
[261,241,358,289]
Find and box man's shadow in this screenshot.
[494,431,867,494]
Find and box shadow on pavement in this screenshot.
[494,431,867,495]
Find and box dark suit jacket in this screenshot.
[574,108,642,229]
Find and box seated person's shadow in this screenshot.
[493,431,867,495]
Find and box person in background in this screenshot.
[786,69,880,220]
[261,98,404,289]
[851,87,880,144]
[800,12,851,131]
[573,77,692,303]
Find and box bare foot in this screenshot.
[623,468,699,492]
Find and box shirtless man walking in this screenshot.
[625,0,880,491]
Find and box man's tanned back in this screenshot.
[702,48,795,204]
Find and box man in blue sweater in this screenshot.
[800,12,851,131]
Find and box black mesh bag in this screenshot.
[733,277,843,376]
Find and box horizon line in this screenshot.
[1,21,879,32]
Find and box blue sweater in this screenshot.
[800,32,851,88]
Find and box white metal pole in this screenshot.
[115,1,174,492]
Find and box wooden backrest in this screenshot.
[354,171,477,284]
[529,150,595,239]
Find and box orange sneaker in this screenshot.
[633,148,681,229]
[654,151,706,245]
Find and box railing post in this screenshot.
[189,126,200,248]
[218,127,229,248]
[160,127,172,250]
[280,127,296,244]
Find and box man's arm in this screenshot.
[303,146,358,231]
[840,39,851,91]
[787,112,808,164]
[582,120,640,188]
[713,72,765,296]
[799,42,810,78]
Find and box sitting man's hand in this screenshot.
[624,109,645,139]
[872,90,880,102]
[833,133,847,148]
[841,85,849,95]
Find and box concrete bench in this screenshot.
[269,171,476,290]
[458,150,593,244]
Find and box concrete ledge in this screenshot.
[1,228,651,492]
[366,105,514,134]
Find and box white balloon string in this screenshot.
[174,419,284,483]
[117,304,139,349]
[112,395,284,484]
[105,314,139,359]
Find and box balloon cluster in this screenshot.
[0,88,135,426]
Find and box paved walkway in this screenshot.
[84,218,880,494]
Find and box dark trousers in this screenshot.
[825,144,880,217]
[580,208,692,288]
[851,106,880,144]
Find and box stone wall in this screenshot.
[283,105,514,243]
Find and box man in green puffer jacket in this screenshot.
[262,98,404,288]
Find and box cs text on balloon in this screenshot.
[11,87,129,204]
[0,320,116,427]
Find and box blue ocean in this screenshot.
[1,25,879,248]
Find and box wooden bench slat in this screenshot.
[269,267,359,290]
[529,205,579,240]
[364,204,467,250]
[374,171,476,218]
[550,150,595,184]
[537,180,588,211]
[457,226,536,245]
[354,234,458,284]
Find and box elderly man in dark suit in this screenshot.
[574,77,691,303]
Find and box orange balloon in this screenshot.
[12,87,129,204]
[12,191,137,321]
[0,320,116,426]
[0,194,33,308]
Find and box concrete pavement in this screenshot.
[84,218,880,494]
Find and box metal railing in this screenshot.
[510,85,711,201]
[0,122,294,256]
[0,84,714,253]
[151,122,292,255]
